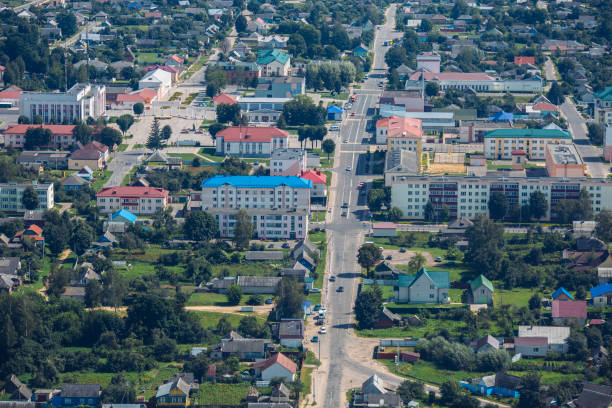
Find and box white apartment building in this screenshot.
[0,182,54,212]
[19,83,106,124]
[96,186,169,215]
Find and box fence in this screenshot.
[362,279,396,286]
[379,338,419,347]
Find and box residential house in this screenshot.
[515,325,570,356]
[13,225,44,245]
[353,375,402,408]
[473,334,500,353]
[2,376,32,402]
[278,319,304,348]
[17,150,70,170]
[372,222,398,237]
[373,307,402,328]
[400,351,420,363]
[469,275,494,305]
[395,267,450,304]
[257,49,290,77]
[96,231,118,247]
[213,331,269,360]
[552,287,573,301]
[51,384,101,407]
[594,86,612,125]
[247,17,269,33]
[0,258,20,275]
[291,238,320,260]
[155,378,190,408]
[327,105,343,121]
[460,372,521,398]
[252,353,297,382]
[281,268,309,282]
[244,251,284,261]
[591,283,612,307]
[208,276,282,294]
[353,44,368,58]
[258,35,289,49]
[0,273,22,293]
[270,383,290,403]
[575,382,612,408]
[300,170,327,204]
[96,186,169,215]
[374,261,403,278]
[61,174,89,190]
[214,126,288,156]
[61,286,86,301]
[165,55,184,68]
[212,93,237,106]
[68,148,104,171]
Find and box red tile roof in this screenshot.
[218,126,289,142]
[0,87,22,100]
[84,140,109,153]
[168,55,184,64]
[552,299,587,319]
[252,352,297,374]
[590,319,605,325]
[97,186,169,198]
[213,93,237,104]
[117,93,147,102]
[512,149,526,155]
[533,103,558,112]
[514,56,535,65]
[15,224,44,239]
[4,124,76,136]
[409,71,493,81]
[376,116,423,139]
[300,170,326,184]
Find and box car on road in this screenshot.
[350,112,356,116]
[346,166,352,171]
[309,288,322,293]
[265,297,274,304]
[386,255,392,260]
[341,202,348,208]
[337,286,344,292]
[319,327,327,334]
[281,243,290,248]
[344,139,349,143]
[435,256,443,262]
[330,125,340,131]
[378,82,384,87]
[268,243,274,248]
[341,211,347,217]
[313,304,321,311]
[330,276,336,282]
[400,248,406,253]
[320,307,327,314]
[357,182,364,189]
[364,74,369,79]
[312,336,319,343]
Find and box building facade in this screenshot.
[594,86,612,125]
[0,182,54,212]
[484,128,573,159]
[270,149,306,176]
[545,144,585,178]
[19,83,105,124]
[96,186,169,215]
[201,175,311,239]
[3,124,77,149]
[215,126,289,157]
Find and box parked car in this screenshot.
[265,297,274,304]
[435,256,443,262]
[386,255,392,260]
[344,138,349,143]
[337,286,344,292]
[320,307,327,314]
[312,336,319,342]
[341,211,347,217]
[313,304,321,311]
[330,276,336,282]
[310,288,322,293]
[330,125,340,131]
[342,202,348,208]
[281,243,290,248]
[268,243,274,248]
[319,327,327,334]
[350,112,356,116]
[346,166,352,171]
[400,248,406,253]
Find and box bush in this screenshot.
[247,294,264,306]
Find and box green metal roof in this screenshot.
[257,49,290,66]
[483,128,571,139]
[594,86,612,101]
[397,267,450,289]
[470,274,494,293]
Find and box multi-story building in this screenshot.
[216,61,261,85]
[3,124,77,149]
[19,83,105,124]
[256,49,290,77]
[215,126,288,157]
[416,52,441,73]
[96,186,169,215]
[201,175,311,239]
[375,116,423,148]
[386,174,612,221]
[545,144,585,178]
[605,125,612,162]
[270,149,306,176]
[594,86,612,125]
[484,128,572,160]
[300,170,327,204]
[0,182,54,212]
[408,71,542,92]
[254,77,305,98]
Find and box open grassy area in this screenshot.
[319,92,348,100]
[116,144,128,152]
[194,311,266,331]
[186,291,250,306]
[301,366,314,400]
[494,286,538,308]
[136,52,165,64]
[310,211,326,222]
[357,316,465,338]
[383,359,485,386]
[198,147,224,162]
[197,383,250,406]
[323,170,332,186]
[91,170,113,192]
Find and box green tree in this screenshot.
[529,190,548,220]
[183,210,218,241]
[101,373,135,404]
[547,82,564,105]
[440,380,461,405]
[85,280,103,307]
[276,277,305,319]
[464,215,505,277]
[424,200,435,221]
[388,207,403,222]
[72,121,93,145]
[103,268,128,310]
[235,14,247,32]
[98,127,122,147]
[357,244,383,276]
[133,102,144,116]
[282,95,325,126]
[233,209,253,249]
[488,191,508,220]
[18,115,30,124]
[419,19,433,32]
[226,284,243,305]
[587,123,604,145]
[21,186,39,210]
[384,46,408,69]
[147,118,163,150]
[354,288,382,329]
[397,380,425,403]
[216,103,241,124]
[184,354,210,382]
[116,114,134,136]
[367,189,387,212]
[24,127,52,149]
[517,373,546,408]
[161,125,172,140]
[70,222,92,255]
[528,293,541,310]
[408,252,426,273]
[595,209,612,242]
[56,11,78,37]
[322,138,336,162]
[425,81,439,97]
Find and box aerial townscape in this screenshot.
[1,0,612,406]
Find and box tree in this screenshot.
[235,14,247,32]
[216,103,241,124]
[357,244,383,276]
[238,315,268,338]
[70,222,92,255]
[488,191,509,220]
[408,252,426,273]
[103,268,128,310]
[226,284,243,305]
[72,121,93,145]
[440,380,461,405]
[322,138,336,162]
[116,114,134,135]
[477,349,510,371]
[354,288,382,329]
[595,209,612,242]
[98,127,122,147]
[425,81,439,97]
[184,354,210,383]
[147,118,163,150]
[56,11,78,37]
[233,209,253,249]
[397,380,425,403]
[464,215,505,277]
[529,191,548,220]
[183,211,218,241]
[567,331,588,359]
[528,293,541,310]
[419,19,433,32]
[282,95,326,126]
[21,186,39,210]
[424,201,435,221]
[587,123,604,145]
[18,115,30,124]
[388,207,403,222]
[385,46,408,69]
[85,280,103,307]
[276,277,305,319]
[101,373,135,404]
[367,189,387,212]
[24,127,52,149]
[161,125,172,140]
[517,373,546,408]
[133,103,144,116]
[547,82,564,105]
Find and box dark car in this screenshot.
[268,243,274,248]
[265,297,274,304]
[281,243,290,248]
[337,286,344,292]
[329,276,336,282]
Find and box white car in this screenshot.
[320,307,327,314]
[330,125,340,131]
[319,327,327,334]
[346,166,352,171]
[343,139,349,143]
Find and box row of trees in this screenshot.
[305,61,357,92]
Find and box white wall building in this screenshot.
[270,149,306,176]
[0,182,54,212]
[138,69,173,99]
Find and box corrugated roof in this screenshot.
[552,287,573,300]
[514,336,548,346]
[97,186,169,198]
[217,126,288,142]
[252,352,297,373]
[484,128,571,139]
[201,175,312,189]
[552,299,586,319]
[4,124,75,135]
[470,275,494,293]
[590,283,612,298]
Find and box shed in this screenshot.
[372,222,397,237]
[327,105,344,121]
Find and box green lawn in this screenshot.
[194,311,266,330]
[91,170,113,192]
[384,360,485,386]
[136,52,165,64]
[319,92,348,100]
[323,170,332,186]
[186,291,250,306]
[310,211,326,222]
[301,366,314,400]
[494,287,538,308]
[199,147,224,163]
[116,144,128,152]
[197,383,250,406]
[357,317,465,338]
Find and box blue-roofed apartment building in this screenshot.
[395,267,450,304]
[201,175,312,240]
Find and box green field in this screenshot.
[197,383,250,406]
[136,52,165,64]
[198,147,224,162]
[357,316,465,338]
[91,170,113,191]
[186,291,250,306]
[193,311,266,330]
[383,359,485,385]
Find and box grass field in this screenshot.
[199,147,224,162]
[91,170,113,191]
[136,52,165,64]
[116,144,128,152]
[310,211,326,222]
[357,316,465,338]
[494,287,538,308]
[197,383,250,406]
[383,359,484,385]
[186,292,250,306]
[193,310,266,330]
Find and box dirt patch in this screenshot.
[380,249,438,266]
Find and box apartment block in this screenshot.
[201,175,312,239]
[4,124,77,149]
[484,128,572,160]
[594,86,612,125]
[545,144,585,178]
[96,186,169,215]
[0,182,54,212]
[376,116,423,149]
[215,126,288,157]
[270,149,307,176]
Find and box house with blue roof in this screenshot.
[110,209,138,224]
[327,105,344,121]
[591,283,612,307]
[552,287,573,301]
[394,267,450,304]
[353,44,369,58]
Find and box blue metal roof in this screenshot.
[327,105,343,113]
[590,283,612,298]
[201,175,312,189]
[111,209,137,223]
[552,287,573,300]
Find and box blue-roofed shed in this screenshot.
[591,283,612,307]
[110,209,138,224]
[488,111,514,122]
[552,287,573,301]
[327,105,344,121]
[201,175,312,189]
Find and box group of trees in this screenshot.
[305,61,358,92]
[281,95,326,126]
[416,336,510,372]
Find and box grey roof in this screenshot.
[0,274,21,290]
[362,374,387,395]
[271,383,290,399]
[278,319,304,339]
[380,307,401,322]
[0,257,20,275]
[62,174,89,186]
[220,337,267,354]
[476,334,499,351]
[244,251,284,260]
[270,148,305,161]
[375,261,403,275]
[494,372,521,390]
[576,383,612,408]
[363,393,402,407]
[238,276,281,288]
[291,238,319,259]
[155,378,190,398]
[61,384,101,398]
[447,217,473,229]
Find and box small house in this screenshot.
[591,283,612,307]
[469,275,494,305]
[395,267,449,304]
[552,287,573,301]
[473,334,500,353]
[60,286,86,301]
[291,238,320,260]
[373,307,401,328]
[353,375,402,408]
[400,351,420,363]
[2,376,32,401]
[374,261,403,278]
[96,231,118,247]
[277,319,304,348]
[252,353,297,382]
[0,257,20,275]
[155,378,190,408]
[460,372,521,398]
[215,331,269,360]
[327,105,343,121]
[270,383,290,403]
[552,299,587,325]
[77,166,94,181]
[52,384,101,407]
[372,222,397,237]
[61,174,89,190]
[353,44,369,58]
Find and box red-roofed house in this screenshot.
[165,55,184,68]
[514,337,549,357]
[96,186,169,215]
[3,124,76,149]
[375,116,423,147]
[514,56,535,65]
[215,126,288,157]
[252,352,297,381]
[213,94,237,106]
[552,299,587,325]
[14,224,44,245]
[0,86,22,107]
[300,170,327,201]
[372,222,398,237]
[145,11,162,18]
[113,88,158,108]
